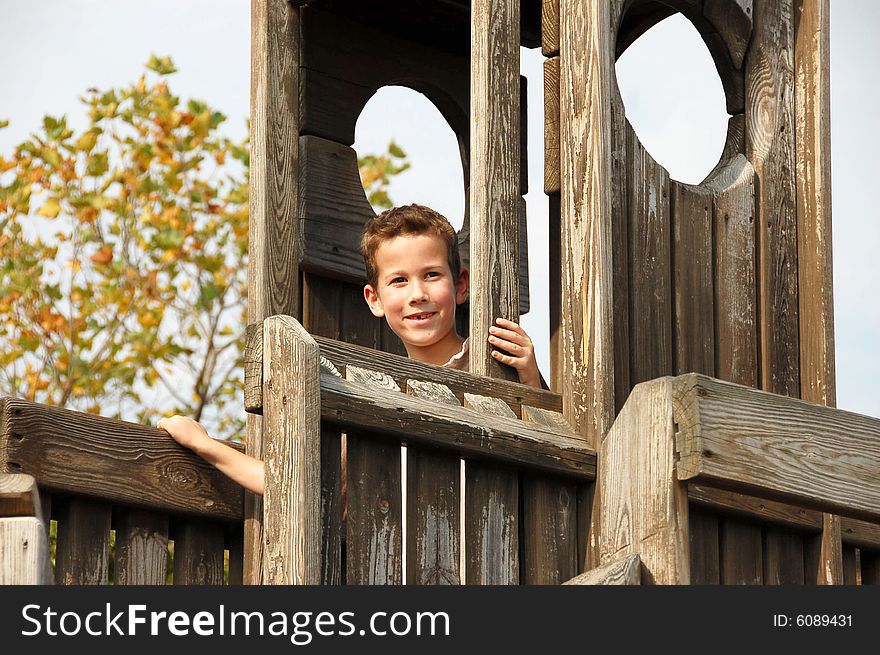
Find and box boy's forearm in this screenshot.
[192,438,265,497]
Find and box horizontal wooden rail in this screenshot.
[0,397,244,522]
[245,324,563,414]
[674,374,880,523]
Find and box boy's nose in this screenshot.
[409,281,429,303]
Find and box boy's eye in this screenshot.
[391,277,406,284]
[426,271,440,279]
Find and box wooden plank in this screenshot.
[576,484,593,574]
[320,424,344,586]
[764,527,806,584]
[600,378,690,584]
[794,0,835,409]
[543,57,559,194]
[303,272,341,340]
[227,526,244,585]
[609,99,630,415]
[559,0,616,452]
[172,520,225,585]
[0,397,243,522]
[248,0,302,585]
[805,513,843,584]
[688,484,823,532]
[541,0,559,56]
[55,497,111,585]
[720,518,762,584]
[406,380,462,585]
[262,315,322,584]
[548,192,561,390]
[522,475,578,584]
[842,547,857,585]
[688,508,720,584]
[628,131,672,386]
[0,517,53,584]
[745,0,800,398]
[322,376,596,479]
[114,509,169,585]
[563,553,640,585]
[521,405,575,433]
[673,374,880,523]
[702,0,754,69]
[702,113,746,185]
[470,0,521,381]
[840,517,880,551]
[0,473,43,519]
[672,181,715,377]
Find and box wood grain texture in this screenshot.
[794,0,835,408]
[702,0,754,69]
[559,0,616,450]
[609,100,630,415]
[688,484,822,532]
[469,0,521,381]
[672,181,715,377]
[172,519,225,585]
[406,380,462,585]
[840,517,880,551]
[805,513,843,584]
[463,392,519,585]
[600,377,690,584]
[628,131,672,386]
[320,423,343,585]
[0,517,53,584]
[55,497,111,585]
[522,474,578,584]
[720,518,762,584]
[563,552,640,585]
[262,315,322,584]
[702,113,746,184]
[542,0,560,56]
[842,546,857,585]
[688,508,720,584]
[745,0,800,398]
[543,56,560,192]
[763,526,806,584]
[0,397,243,522]
[114,509,169,585]
[0,473,43,520]
[673,374,880,522]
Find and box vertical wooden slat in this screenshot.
[55,498,111,585]
[114,509,169,585]
[227,526,244,585]
[470,0,521,381]
[805,512,843,584]
[464,394,519,585]
[522,476,577,584]
[689,508,720,584]
[628,134,672,387]
[576,484,593,574]
[745,0,800,398]
[262,315,321,584]
[542,0,560,56]
[543,57,560,195]
[842,547,857,585]
[406,381,461,585]
[861,551,880,585]
[610,97,630,414]
[246,0,302,585]
[0,518,52,584]
[172,520,225,585]
[763,527,805,584]
[548,193,562,390]
[720,520,763,585]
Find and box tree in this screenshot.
[0,55,407,440]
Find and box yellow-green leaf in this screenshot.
[36,198,61,218]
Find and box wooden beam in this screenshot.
[563,553,640,585]
[0,517,53,584]
[673,374,880,523]
[688,484,822,532]
[600,377,690,584]
[542,0,559,56]
[0,473,43,520]
[262,315,322,584]
[469,0,521,381]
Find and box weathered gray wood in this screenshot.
[609,102,630,415]
[563,553,640,585]
[542,0,559,56]
[673,374,880,523]
[672,181,715,377]
[114,509,169,585]
[470,0,521,381]
[600,378,690,584]
[345,365,400,392]
[262,315,322,584]
[521,405,574,433]
[576,484,593,573]
[745,0,800,398]
[0,397,243,521]
[543,57,560,195]
[406,380,461,585]
[720,518,762,584]
[0,473,43,520]
[320,423,343,585]
[795,0,835,408]
[805,513,843,584]
[172,519,225,585]
[463,391,519,585]
[840,518,880,551]
[688,508,720,584]
[522,475,578,584]
[703,0,754,68]
[764,527,806,584]
[55,497,111,585]
[701,113,746,185]
[629,133,672,386]
[559,0,616,454]
[688,484,823,532]
[0,517,53,584]
[242,413,264,584]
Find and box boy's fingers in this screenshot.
[489,326,529,345]
[489,335,524,354]
[492,350,518,366]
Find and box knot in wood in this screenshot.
[378,498,390,515]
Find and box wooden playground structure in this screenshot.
[3,0,880,585]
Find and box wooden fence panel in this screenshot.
[114,508,169,585]
[55,497,111,585]
[172,519,225,585]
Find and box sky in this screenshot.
[1,0,877,419]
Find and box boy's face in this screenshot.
[364,233,469,362]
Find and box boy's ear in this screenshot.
[455,267,470,304]
[363,284,385,318]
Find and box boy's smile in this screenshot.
[363,233,469,365]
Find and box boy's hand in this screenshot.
[488,317,542,388]
[158,415,213,453]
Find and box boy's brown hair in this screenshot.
[361,204,461,288]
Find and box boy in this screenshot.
[159,203,543,495]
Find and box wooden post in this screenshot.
[469,0,521,381]
[247,0,303,584]
[262,315,321,584]
[0,474,53,584]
